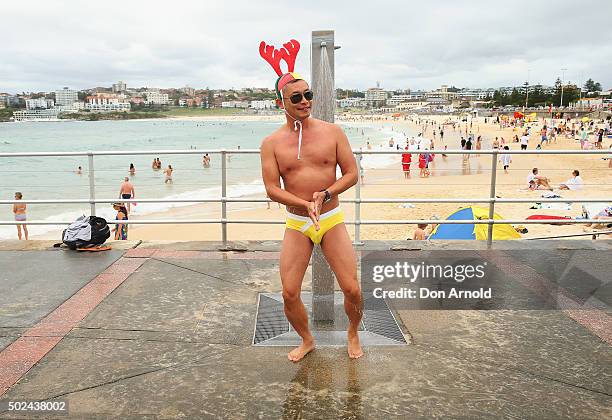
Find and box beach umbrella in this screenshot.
[513,111,524,119]
[581,117,590,122]
[429,206,521,240]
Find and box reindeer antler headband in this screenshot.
[259,39,304,98]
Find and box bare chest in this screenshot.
[274,135,337,174]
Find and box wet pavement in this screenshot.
[0,240,610,419]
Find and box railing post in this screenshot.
[221,150,227,244]
[87,152,96,216]
[354,150,363,245]
[487,150,498,248]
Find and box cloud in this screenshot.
[1,0,611,93]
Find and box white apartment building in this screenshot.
[221,101,249,108]
[12,108,61,121]
[25,98,54,110]
[457,88,495,100]
[56,102,84,113]
[145,90,169,105]
[396,100,429,110]
[85,94,130,112]
[387,95,422,106]
[55,87,78,106]
[365,88,388,103]
[336,97,366,108]
[250,100,275,110]
[112,81,127,93]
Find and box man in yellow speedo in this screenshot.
[260,38,363,362]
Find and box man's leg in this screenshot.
[280,228,315,362]
[320,224,364,359]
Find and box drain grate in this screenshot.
[253,292,407,346]
[253,294,289,345]
[362,296,406,344]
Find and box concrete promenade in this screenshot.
[0,239,610,419]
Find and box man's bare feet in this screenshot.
[347,330,364,359]
[288,339,315,362]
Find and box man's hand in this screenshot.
[306,201,321,231]
[312,191,326,220]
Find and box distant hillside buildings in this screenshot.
[4,79,610,121]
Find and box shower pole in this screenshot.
[310,30,337,322]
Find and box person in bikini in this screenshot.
[259,38,363,362]
[13,192,28,240]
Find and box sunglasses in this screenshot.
[285,90,314,104]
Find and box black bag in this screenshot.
[62,216,110,250]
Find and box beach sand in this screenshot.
[32,114,611,242]
[124,114,611,242]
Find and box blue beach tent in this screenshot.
[429,206,520,240]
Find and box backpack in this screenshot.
[62,216,110,250]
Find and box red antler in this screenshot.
[259,41,284,76]
[282,39,300,73]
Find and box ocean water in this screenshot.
[0,119,412,239]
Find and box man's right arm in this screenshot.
[260,137,309,209]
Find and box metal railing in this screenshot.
[1,149,610,247]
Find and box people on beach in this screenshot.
[579,127,588,149]
[202,153,211,167]
[492,137,500,150]
[596,129,604,149]
[259,38,363,361]
[527,168,553,191]
[111,203,128,240]
[584,206,612,230]
[418,153,429,177]
[152,158,157,169]
[119,176,135,214]
[401,146,411,178]
[501,146,512,174]
[13,192,28,240]
[129,163,135,176]
[520,132,529,150]
[76,166,82,175]
[164,165,173,183]
[559,170,583,190]
[413,223,428,240]
[540,126,548,146]
[465,135,472,160]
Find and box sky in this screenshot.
[2,0,611,93]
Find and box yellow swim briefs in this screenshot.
[286,207,345,244]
